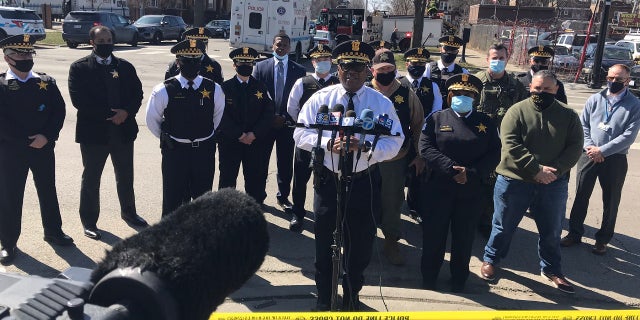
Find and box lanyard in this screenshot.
[604,98,619,124]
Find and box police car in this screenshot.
[0,6,46,41]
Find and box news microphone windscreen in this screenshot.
[331,104,345,113]
[91,189,269,320]
[360,109,374,130]
[345,110,356,118]
[318,104,329,113]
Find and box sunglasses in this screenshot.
[339,62,367,72]
[606,76,628,82]
[532,58,549,64]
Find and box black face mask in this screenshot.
[441,53,456,64]
[375,71,396,86]
[236,65,253,77]
[94,43,114,58]
[531,64,548,73]
[607,81,626,94]
[407,65,426,78]
[179,59,201,79]
[8,57,34,73]
[531,92,555,109]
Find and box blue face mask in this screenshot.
[314,60,331,74]
[450,95,474,114]
[489,60,506,73]
[273,51,287,60]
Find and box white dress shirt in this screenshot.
[293,84,404,173]
[287,73,334,120]
[96,56,112,65]
[423,60,469,78]
[273,55,288,87]
[145,74,225,141]
[404,73,443,118]
[6,69,39,82]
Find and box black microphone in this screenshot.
[368,114,394,161]
[356,108,374,161]
[311,104,329,169]
[90,189,269,320]
[329,104,344,145]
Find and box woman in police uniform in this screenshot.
[419,74,501,292]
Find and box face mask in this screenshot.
[179,60,200,79]
[314,61,331,74]
[441,53,456,64]
[531,92,555,108]
[489,60,506,73]
[407,65,426,78]
[273,51,287,60]
[236,64,253,77]
[607,81,626,94]
[375,71,396,86]
[531,64,548,73]
[450,95,474,113]
[8,57,34,73]
[94,43,114,58]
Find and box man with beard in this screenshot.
[424,36,468,108]
[68,26,146,240]
[516,45,567,103]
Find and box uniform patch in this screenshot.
[8,81,20,91]
[200,88,211,99]
[476,123,487,133]
[254,91,264,99]
[439,125,453,132]
[420,85,430,92]
[394,95,404,104]
[38,80,48,90]
[206,65,214,73]
[37,104,45,111]
[111,70,119,78]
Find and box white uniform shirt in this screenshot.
[404,73,443,118]
[6,69,39,82]
[423,60,469,78]
[287,73,335,120]
[145,74,225,141]
[293,84,404,173]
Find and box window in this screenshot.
[249,12,261,29]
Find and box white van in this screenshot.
[556,33,598,55]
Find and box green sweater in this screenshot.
[496,98,583,183]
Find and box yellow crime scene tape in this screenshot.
[212,310,640,320]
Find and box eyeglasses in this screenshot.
[339,62,367,72]
[606,76,628,82]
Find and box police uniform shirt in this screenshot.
[146,74,225,141]
[404,73,443,117]
[423,59,469,78]
[293,84,404,173]
[287,74,337,120]
[95,55,112,65]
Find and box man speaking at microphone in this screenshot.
[293,40,403,311]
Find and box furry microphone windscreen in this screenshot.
[90,189,269,320]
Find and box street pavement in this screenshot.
[0,39,638,313]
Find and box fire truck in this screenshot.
[313,6,365,47]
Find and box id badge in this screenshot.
[597,122,610,131]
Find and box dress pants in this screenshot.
[568,153,628,244]
[314,166,380,305]
[265,126,295,200]
[161,139,216,216]
[421,175,482,287]
[0,142,64,248]
[378,156,408,240]
[79,138,136,228]
[218,140,268,203]
[291,147,312,218]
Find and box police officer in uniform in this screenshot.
[146,40,225,217]
[399,47,443,222]
[419,74,501,292]
[425,36,469,107]
[369,48,424,266]
[368,40,392,51]
[516,45,567,104]
[217,47,274,203]
[165,27,224,85]
[293,40,404,311]
[0,35,74,264]
[474,43,528,237]
[286,44,339,232]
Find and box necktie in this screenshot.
[275,61,284,112]
[346,92,356,112]
[345,92,356,172]
[187,80,195,92]
[413,79,419,89]
[319,78,326,86]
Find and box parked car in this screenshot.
[615,40,640,61]
[313,29,334,47]
[0,6,46,41]
[133,15,187,44]
[62,11,138,48]
[556,33,598,55]
[581,45,634,86]
[552,45,579,69]
[629,65,640,96]
[205,19,230,38]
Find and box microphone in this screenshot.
[329,104,344,144]
[338,110,356,172]
[90,189,269,320]
[368,113,394,161]
[356,108,374,161]
[311,105,329,169]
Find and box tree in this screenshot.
[387,0,414,14]
[411,0,429,47]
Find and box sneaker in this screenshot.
[541,272,575,294]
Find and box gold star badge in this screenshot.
[200,88,211,99]
[255,90,264,99]
[420,85,430,92]
[394,95,404,104]
[110,70,119,78]
[205,64,214,73]
[37,80,48,90]
[476,123,487,133]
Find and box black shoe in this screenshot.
[83,228,102,240]
[341,294,360,311]
[121,214,149,227]
[276,197,293,211]
[43,233,74,246]
[0,246,17,265]
[314,301,330,312]
[289,215,304,233]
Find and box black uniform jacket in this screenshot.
[68,53,143,144]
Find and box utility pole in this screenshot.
[590,0,610,89]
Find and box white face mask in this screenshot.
[314,61,331,74]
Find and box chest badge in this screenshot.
[110,70,119,78]
[439,125,453,132]
[420,85,430,92]
[255,90,264,99]
[394,95,404,104]
[200,88,211,99]
[205,65,214,73]
[37,80,48,90]
[476,123,487,133]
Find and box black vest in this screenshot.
[430,61,464,98]
[399,76,435,116]
[389,85,412,148]
[0,73,58,138]
[300,75,340,108]
[163,78,217,140]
